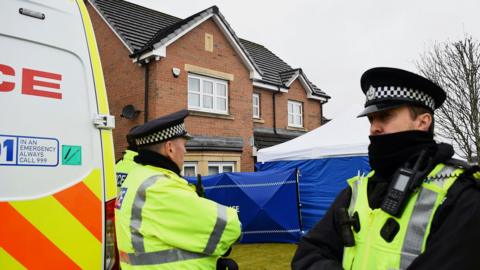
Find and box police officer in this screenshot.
[115,126,139,190]
[291,67,480,270]
[115,109,242,269]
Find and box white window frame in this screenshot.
[207,162,235,175]
[288,100,303,128]
[253,93,260,119]
[188,73,228,114]
[183,162,198,177]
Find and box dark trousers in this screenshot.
[217,258,239,270]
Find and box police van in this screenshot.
[0,0,117,269]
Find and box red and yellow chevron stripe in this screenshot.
[0,169,103,270]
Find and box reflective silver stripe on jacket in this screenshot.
[125,174,209,266]
[400,165,456,269]
[131,175,162,253]
[121,248,208,265]
[348,177,360,216]
[203,204,228,255]
[127,174,228,265]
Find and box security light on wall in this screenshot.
[172,67,181,78]
[121,104,141,119]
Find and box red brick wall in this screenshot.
[151,19,254,171]
[253,88,274,127]
[280,79,322,130]
[87,4,145,159]
[254,80,322,131]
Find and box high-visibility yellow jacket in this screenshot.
[115,164,241,269]
[342,163,464,270]
[115,150,139,189]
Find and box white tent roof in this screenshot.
[257,103,468,163]
[257,105,370,163]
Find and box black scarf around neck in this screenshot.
[368,130,435,178]
[134,149,181,176]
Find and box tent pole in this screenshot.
[295,168,304,233]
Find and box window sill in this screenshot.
[287,126,307,132]
[253,118,264,123]
[189,110,234,120]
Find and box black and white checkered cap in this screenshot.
[358,67,446,117]
[130,109,191,146]
[135,123,188,146]
[365,85,436,111]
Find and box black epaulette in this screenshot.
[432,161,480,232]
[462,165,480,185]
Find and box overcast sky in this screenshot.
[127,0,480,118]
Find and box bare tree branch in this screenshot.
[416,35,480,165]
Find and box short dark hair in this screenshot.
[140,141,166,152]
[407,105,434,134]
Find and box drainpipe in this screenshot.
[320,99,328,125]
[320,101,323,125]
[272,86,281,134]
[143,60,150,123]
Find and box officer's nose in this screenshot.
[369,119,383,136]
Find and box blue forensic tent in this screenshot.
[186,168,302,243]
[256,107,371,232]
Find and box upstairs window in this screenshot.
[188,74,228,114]
[288,100,303,127]
[253,93,260,118]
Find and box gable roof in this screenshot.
[280,69,328,98]
[238,40,329,99]
[89,0,329,99]
[130,6,262,80]
[240,39,292,87]
[131,6,213,57]
[90,0,181,52]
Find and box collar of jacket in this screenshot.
[134,149,181,176]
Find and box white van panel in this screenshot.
[0,0,104,201]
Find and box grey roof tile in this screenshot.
[279,69,300,85]
[240,38,292,86]
[303,74,330,97]
[92,0,181,52]
[240,39,329,98]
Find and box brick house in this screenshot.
[86,0,330,175]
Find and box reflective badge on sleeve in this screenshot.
[116,188,127,209]
[116,173,128,187]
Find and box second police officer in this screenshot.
[115,109,241,269]
[292,67,480,270]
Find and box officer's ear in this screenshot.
[164,140,174,154]
[154,141,171,157]
[414,112,432,132]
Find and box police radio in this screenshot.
[381,150,430,217]
[381,168,416,216]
